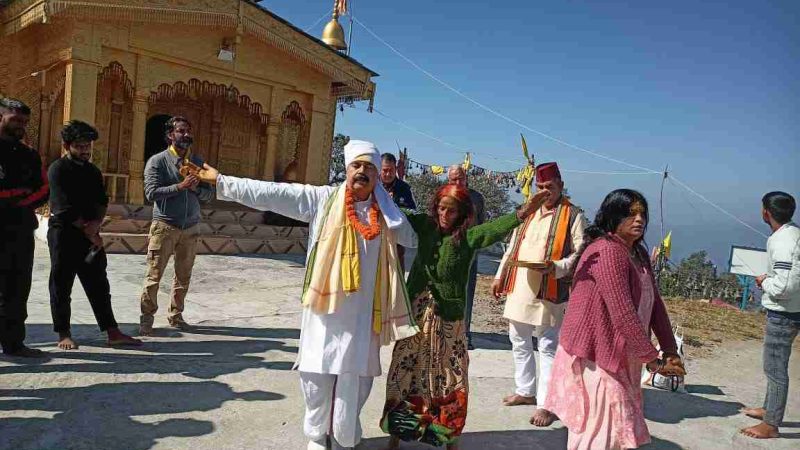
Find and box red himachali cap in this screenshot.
[535,162,561,182]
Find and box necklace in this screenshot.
[345,188,381,240]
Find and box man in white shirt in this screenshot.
[492,162,587,427]
[196,141,418,450]
[741,191,799,440]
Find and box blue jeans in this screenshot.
[464,258,478,341]
[762,312,799,426]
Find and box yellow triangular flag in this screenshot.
[431,165,444,175]
[520,134,530,163]
[662,231,672,259]
[462,152,471,171]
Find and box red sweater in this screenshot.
[559,236,677,374]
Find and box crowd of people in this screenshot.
[1,96,797,449]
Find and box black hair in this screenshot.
[165,115,191,137]
[580,189,650,265]
[762,191,796,225]
[381,153,397,164]
[0,97,31,115]
[61,120,99,145]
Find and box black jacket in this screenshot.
[0,139,49,231]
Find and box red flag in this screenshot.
[336,0,348,15]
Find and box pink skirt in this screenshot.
[545,346,651,450]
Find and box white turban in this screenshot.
[344,139,381,168]
[343,139,405,229]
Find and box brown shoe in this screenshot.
[168,319,193,331]
[503,394,536,406]
[139,324,154,337]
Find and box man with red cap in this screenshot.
[492,162,587,427]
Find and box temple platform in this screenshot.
[36,204,309,255]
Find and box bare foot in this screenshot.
[384,435,400,450]
[530,408,557,427]
[503,394,536,406]
[740,422,779,439]
[169,320,193,331]
[741,407,766,420]
[139,325,153,337]
[107,328,142,347]
[57,335,79,350]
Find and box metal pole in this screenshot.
[346,0,354,56]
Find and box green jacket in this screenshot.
[405,211,521,321]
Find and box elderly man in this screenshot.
[492,162,587,427]
[0,98,49,357]
[741,191,799,439]
[195,140,418,450]
[447,164,485,350]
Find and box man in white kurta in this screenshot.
[492,162,586,427]
[197,141,417,450]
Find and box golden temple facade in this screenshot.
[0,0,377,205]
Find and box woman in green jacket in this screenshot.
[382,184,547,449]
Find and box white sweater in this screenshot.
[761,222,800,313]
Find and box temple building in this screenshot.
[0,0,376,254]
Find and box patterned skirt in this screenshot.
[381,290,469,446]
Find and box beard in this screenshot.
[174,136,193,150]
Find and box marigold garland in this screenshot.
[345,188,381,240]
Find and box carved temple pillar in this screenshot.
[63,61,98,124]
[127,96,149,205]
[306,96,336,185]
[263,120,281,181]
[38,97,52,159]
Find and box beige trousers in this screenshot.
[139,220,199,327]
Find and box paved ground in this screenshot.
[0,241,797,449]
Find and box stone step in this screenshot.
[101,218,309,239]
[101,233,308,255]
[106,204,266,225]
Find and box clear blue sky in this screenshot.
[267,0,799,268]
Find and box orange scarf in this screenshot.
[503,197,572,301]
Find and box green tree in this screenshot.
[659,251,741,301]
[328,133,349,185]
[405,171,514,218]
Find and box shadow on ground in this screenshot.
[643,387,744,424]
[470,332,512,351]
[0,381,280,450]
[360,428,682,449]
[0,324,299,379]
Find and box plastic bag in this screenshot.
[642,326,687,393]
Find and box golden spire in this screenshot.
[321,1,347,51]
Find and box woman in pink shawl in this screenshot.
[545,189,685,450]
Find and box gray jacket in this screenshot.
[144,149,214,229]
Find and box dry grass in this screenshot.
[472,275,768,358]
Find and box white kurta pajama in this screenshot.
[495,205,586,403]
[216,175,417,448]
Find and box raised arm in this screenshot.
[466,212,520,249]
[216,174,335,223]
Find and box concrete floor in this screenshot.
[0,241,797,449]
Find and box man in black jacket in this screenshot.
[0,98,49,357]
[47,120,140,349]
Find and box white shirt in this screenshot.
[762,222,800,313]
[216,176,418,376]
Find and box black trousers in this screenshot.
[48,226,118,334]
[0,230,34,353]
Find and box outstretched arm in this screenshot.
[215,174,335,223]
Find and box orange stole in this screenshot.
[503,198,572,301]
